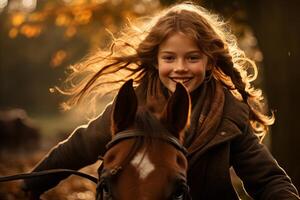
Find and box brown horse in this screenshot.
[0,80,191,200]
[96,79,191,200]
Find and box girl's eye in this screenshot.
[162,55,175,62]
[187,55,201,62]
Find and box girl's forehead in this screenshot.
[158,32,200,51]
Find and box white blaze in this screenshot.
[131,151,155,180]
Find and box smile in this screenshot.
[169,77,193,84]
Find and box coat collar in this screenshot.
[187,89,249,161]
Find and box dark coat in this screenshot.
[187,90,299,199]
[24,87,299,199]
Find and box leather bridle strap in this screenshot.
[106,130,188,155]
[0,130,188,187]
[0,169,98,184]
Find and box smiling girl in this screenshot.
[23,2,299,199]
[158,32,210,92]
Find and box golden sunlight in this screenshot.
[55,14,72,27]
[20,24,42,38]
[51,50,68,68]
[11,13,25,26]
[8,28,18,38]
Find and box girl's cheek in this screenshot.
[190,63,206,74]
[158,64,172,75]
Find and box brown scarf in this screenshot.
[185,79,224,154]
[138,76,225,155]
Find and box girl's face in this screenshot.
[157,32,210,92]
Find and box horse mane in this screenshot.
[134,106,167,138]
[118,106,169,167]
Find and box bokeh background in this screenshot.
[0,0,299,199]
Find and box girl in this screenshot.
[23,2,299,199]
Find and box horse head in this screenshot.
[97,79,191,200]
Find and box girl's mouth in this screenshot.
[170,77,193,84]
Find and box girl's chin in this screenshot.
[168,83,192,93]
[177,82,192,91]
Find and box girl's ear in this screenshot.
[111,79,138,134]
[160,83,191,141]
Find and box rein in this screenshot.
[0,130,190,199]
[0,168,98,184]
[0,130,186,183]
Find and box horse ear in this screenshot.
[161,83,191,141]
[111,79,138,134]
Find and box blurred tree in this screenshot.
[243,0,300,190]
[199,0,300,191]
[0,0,160,115]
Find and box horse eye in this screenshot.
[172,186,185,200]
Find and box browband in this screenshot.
[106,129,188,156]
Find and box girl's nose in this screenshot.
[173,60,188,73]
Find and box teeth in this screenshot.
[171,78,191,83]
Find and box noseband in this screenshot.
[96,129,191,200]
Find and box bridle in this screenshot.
[0,129,191,200]
[96,129,191,200]
[106,129,188,155]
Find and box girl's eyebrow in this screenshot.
[159,50,202,54]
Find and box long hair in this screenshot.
[59,2,274,139]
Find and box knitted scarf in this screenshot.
[139,76,225,155]
[185,79,224,154]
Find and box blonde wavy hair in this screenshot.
[58,2,274,139]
